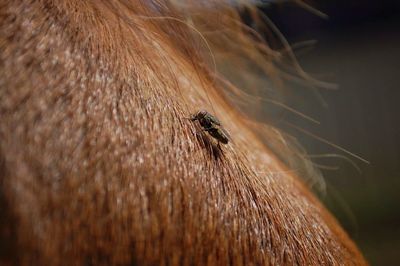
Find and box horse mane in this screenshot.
[0,1,367,264]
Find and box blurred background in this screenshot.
[258,0,400,264]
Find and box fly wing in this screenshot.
[206,113,221,126]
[219,127,230,144]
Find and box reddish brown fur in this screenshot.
[0,0,367,265]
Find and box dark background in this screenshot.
[262,1,400,265]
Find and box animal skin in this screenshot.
[0,1,367,265]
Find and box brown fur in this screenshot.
[0,0,367,265]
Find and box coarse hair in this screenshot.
[0,0,367,265]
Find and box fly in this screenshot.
[190,110,230,145]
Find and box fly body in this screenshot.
[190,110,229,145]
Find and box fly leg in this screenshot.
[195,127,213,134]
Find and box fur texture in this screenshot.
[0,1,367,265]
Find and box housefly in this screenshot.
[190,110,229,145]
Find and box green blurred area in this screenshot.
[296,19,400,266]
[258,2,400,265]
